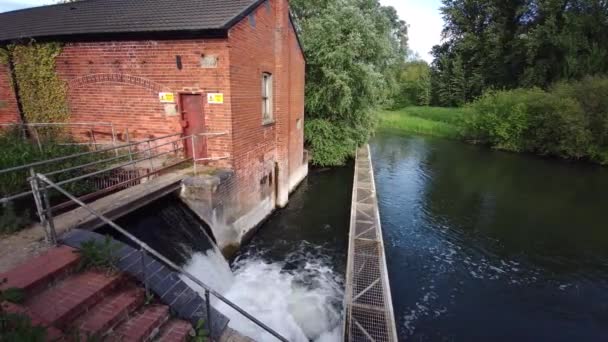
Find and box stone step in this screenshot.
[24,271,123,328]
[110,304,170,341]
[0,245,80,297]
[1,301,64,342]
[157,319,194,342]
[72,285,145,338]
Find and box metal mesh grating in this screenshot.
[344,145,397,342]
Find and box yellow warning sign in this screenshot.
[158,92,175,103]
[207,93,224,104]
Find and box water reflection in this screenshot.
[371,133,608,341]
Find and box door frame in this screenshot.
[178,92,207,160]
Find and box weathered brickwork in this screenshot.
[0,0,305,219]
[0,63,20,124]
[228,0,306,212]
[56,40,233,164]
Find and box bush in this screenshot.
[305,118,372,166]
[0,204,31,235]
[76,236,119,272]
[552,76,608,163]
[464,76,608,164]
[523,92,591,159]
[465,89,532,151]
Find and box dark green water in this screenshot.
[371,132,608,341]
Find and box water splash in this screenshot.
[183,248,343,342]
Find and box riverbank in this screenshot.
[377,106,466,139]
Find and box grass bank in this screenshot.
[377,106,467,139]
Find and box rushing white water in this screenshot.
[183,246,343,342]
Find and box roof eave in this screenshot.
[0,29,229,46]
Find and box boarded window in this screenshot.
[262,72,273,124]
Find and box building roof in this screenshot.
[0,0,263,43]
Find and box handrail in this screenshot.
[34,173,288,342]
[0,132,228,204]
[0,132,182,175]
[0,122,114,127]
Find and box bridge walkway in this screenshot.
[344,145,398,342]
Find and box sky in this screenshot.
[380,0,444,63]
[0,0,445,63]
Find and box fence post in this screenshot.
[32,127,43,153]
[111,123,119,157]
[147,141,155,174]
[126,128,133,162]
[192,135,197,175]
[34,174,57,246]
[141,247,149,296]
[205,289,213,340]
[29,168,48,235]
[90,128,97,151]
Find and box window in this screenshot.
[262,72,273,124]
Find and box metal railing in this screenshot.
[0,122,119,152]
[1,132,229,233]
[32,173,288,342]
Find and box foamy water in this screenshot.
[183,247,343,341]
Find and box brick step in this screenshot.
[1,301,64,342]
[24,271,123,328]
[157,319,194,342]
[71,285,145,338]
[0,245,80,297]
[109,304,170,341]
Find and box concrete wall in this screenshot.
[0,63,20,124]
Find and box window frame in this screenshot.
[262,72,274,125]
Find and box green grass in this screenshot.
[377,106,468,139]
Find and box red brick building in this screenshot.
[0,0,307,216]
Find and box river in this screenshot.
[371,132,608,341]
[106,131,608,341]
[104,164,352,341]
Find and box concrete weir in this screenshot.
[344,145,398,342]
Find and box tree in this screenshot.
[430,0,608,106]
[392,60,431,107]
[291,0,408,166]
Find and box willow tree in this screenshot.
[291,0,408,166]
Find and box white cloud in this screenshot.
[380,0,444,63]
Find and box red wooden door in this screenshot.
[180,94,207,159]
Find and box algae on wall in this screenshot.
[8,42,69,123]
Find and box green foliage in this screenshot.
[291,0,408,165]
[0,127,108,195]
[0,48,8,65]
[430,0,608,104]
[377,107,465,139]
[1,287,26,304]
[0,203,31,235]
[463,76,608,164]
[189,319,209,342]
[9,42,69,123]
[76,236,119,272]
[305,118,371,166]
[0,312,47,342]
[464,89,534,151]
[0,279,46,342]
[392,60,432,107]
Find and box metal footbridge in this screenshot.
[344,145,398,342]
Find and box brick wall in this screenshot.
[0,64,21,124]
[0,0,306,217]
[56,40,233,165]
[287,18,306,178]
[228,0,306,211]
